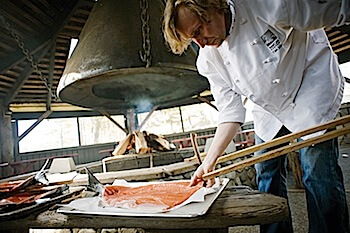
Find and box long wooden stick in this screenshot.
[202,116,350,180]
[190,133,202,164]
[217,115,350,164]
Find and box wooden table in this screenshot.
[0,186,288,233]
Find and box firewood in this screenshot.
[134,131,149,154]
[112,133,132,156]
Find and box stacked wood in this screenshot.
[112,131,173,156]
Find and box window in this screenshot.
[138,108,183,135]
[18,118,79,153]
[78,115,126,145]
[340,62,350,103]
[181,103,218,131]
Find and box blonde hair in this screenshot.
[163,0,228,54]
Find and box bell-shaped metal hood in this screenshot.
[57,0,208,111]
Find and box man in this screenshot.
[163,0,350,233]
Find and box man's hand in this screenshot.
[189,122,241,187]
[190,156,217,187]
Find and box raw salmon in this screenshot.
[102,181,203,210]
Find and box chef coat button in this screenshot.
[248,93,255,101]
[235,79,240,83]
[272,78,280,84]
[281,92,288,97]
[262,57,272,63]
[290,103,296,108]
[240,18,247,25]
[250,38,259,45]
[224,61,230,65]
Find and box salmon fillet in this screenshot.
[102,181,203,210]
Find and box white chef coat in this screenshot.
[196,0,349,141]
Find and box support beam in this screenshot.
[345,76,350,84]
[0,106,15,177]
[0,0,81,71]
[18,110,52,142]
[125,109,138,134]
[196,95,218,111]
[3,42,53,106]
[99,110,127,134]
[137,105,159,131]
[47,42,57,110]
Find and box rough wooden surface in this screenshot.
[0,186,288,233]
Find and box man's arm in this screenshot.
[282,0,350,30]
[190,122,241,187]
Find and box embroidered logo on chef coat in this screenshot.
[261,29,282,53]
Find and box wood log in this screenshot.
[152,134,171,151]
[112,133,132,156]
[134,131,149,154]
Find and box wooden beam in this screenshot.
[47,42,56,110]
[3,42,52,107]
[0,0,81,71]
[137,105,159,131]
[18,110,52,142]
[99,110,127,134]
[196,96,218,111]
[345,77,350,84]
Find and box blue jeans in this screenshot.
[255,126,349,233]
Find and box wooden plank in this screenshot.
[18,110,52,142]
[0,187,288,232]
[0,0,81,72]
[3,43,52,106]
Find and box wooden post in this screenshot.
[0,107,15,177]
[125,108,138,134]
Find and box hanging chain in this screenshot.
[0,15,57,100]
[139,0,151,68]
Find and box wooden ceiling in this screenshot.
[0,0,349,113]
[0,0,94,110]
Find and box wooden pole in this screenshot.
[18,110,52,142]
[190,133,202,164]
[99,110,127,133]
[217,115,350,165]
[203,124,350,180]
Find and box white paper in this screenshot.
[47,171,78,184]
[63,178,222,214]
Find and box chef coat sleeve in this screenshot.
[281,0,350,30]
[196,57,246,125]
